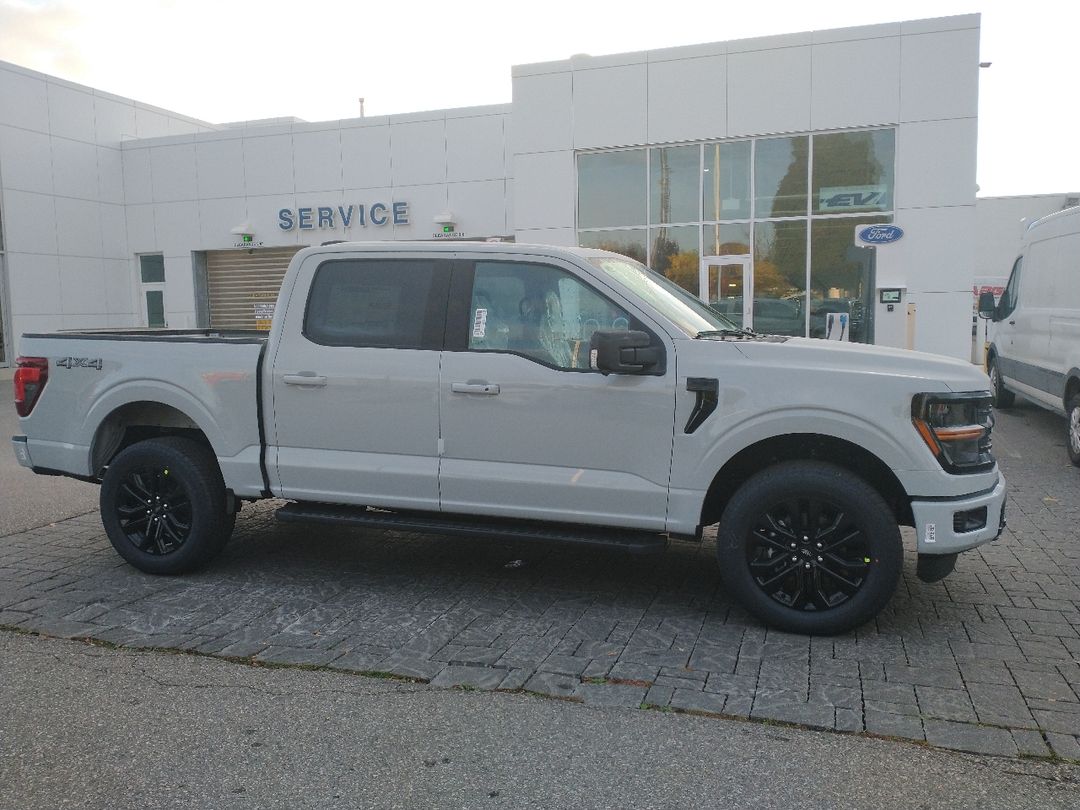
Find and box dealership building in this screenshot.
[0,13,988,364]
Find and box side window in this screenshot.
[468,261,634,370]
[998,257,1022,319]
[304,259,444,349]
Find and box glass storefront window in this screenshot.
[649,225,699,293]
[578,150,647,228]
[812,130,895,215]
[702,222,751,257]
[754,220,807,337]
[809,215,889,343]
[577,128,895,340]
[650,145,699,225]
[578,228,648,264]
[755,136,808,219]
[703,140,751,221]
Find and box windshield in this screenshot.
[589,256,738,336]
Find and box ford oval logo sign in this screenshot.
[857,224,905,245]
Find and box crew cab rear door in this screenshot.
[438,256,677,530]
[269,252,450,509]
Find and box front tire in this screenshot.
[100,436,230,574]
[988,356,1015,408]
[716,461,903,635]
[1067,394,1080,468]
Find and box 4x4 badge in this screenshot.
[56,357,103,370]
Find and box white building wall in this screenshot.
[511,14,983,360]
[0,61,213,351]
[122,104,513,326]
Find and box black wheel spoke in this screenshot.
[749,553,790,571]
[166,513,191,533]
[804,498,822,538]
[745,495,870,613]
[817,559,862,593]
[757,560,801,588]
[115,466,192,557]
[811,571,836,610]
[120,482,150,505]
[160,516,186,544]
[751,528,793,554]
[788,575,810,610]
[814,510,844,542]
[821,527,862,554]
[763,512,797,542]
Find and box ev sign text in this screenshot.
[278,202,409,231]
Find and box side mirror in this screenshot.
[589,329,661,374]
[977,291,997,320]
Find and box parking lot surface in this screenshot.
[2,402,1078,759]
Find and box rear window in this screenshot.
[304,259,443,348]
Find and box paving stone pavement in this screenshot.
[2,402,1079,760]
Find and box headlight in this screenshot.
[911,393,995,473]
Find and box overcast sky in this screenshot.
[0,0,1076,197]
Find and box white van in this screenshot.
[980,205,1080,465]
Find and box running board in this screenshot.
[275,503,667,555]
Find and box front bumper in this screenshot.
[910,474,1007,555]
[11,435,33,469]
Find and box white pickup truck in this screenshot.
[11,242,1006,634]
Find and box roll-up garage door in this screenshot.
[206,246,303,330]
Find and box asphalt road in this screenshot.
[1,631,1078,810]
[0,367,99,536]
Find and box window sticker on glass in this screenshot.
[472,307,488,339]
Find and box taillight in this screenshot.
[14,356,49,417]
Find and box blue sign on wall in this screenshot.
[278,202,409,231]
[857,224,904,245]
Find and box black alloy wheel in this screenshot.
[716,461,903,635]
[747,497,871,611]
[115,467,193,555]
[100,436,231,574]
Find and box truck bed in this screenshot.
[15,329,268,497]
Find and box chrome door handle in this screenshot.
[451,382,500,395]
[283,373,328,387]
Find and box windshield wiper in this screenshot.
[695,328,758,339]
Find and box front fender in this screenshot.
[676,405,925,489]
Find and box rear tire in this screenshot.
[715,461,903,635]
[1067,393,1080,468]
[989,356,1015,408]
[100,436,229,574]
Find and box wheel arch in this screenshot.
[700,433,913,530]
[89,399,215,476]
[1064,369,1080,408]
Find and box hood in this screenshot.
[724,336,990,393]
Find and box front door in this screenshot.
[270,253,450,510]
[438,257,677,531]
[700,255,752,328]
